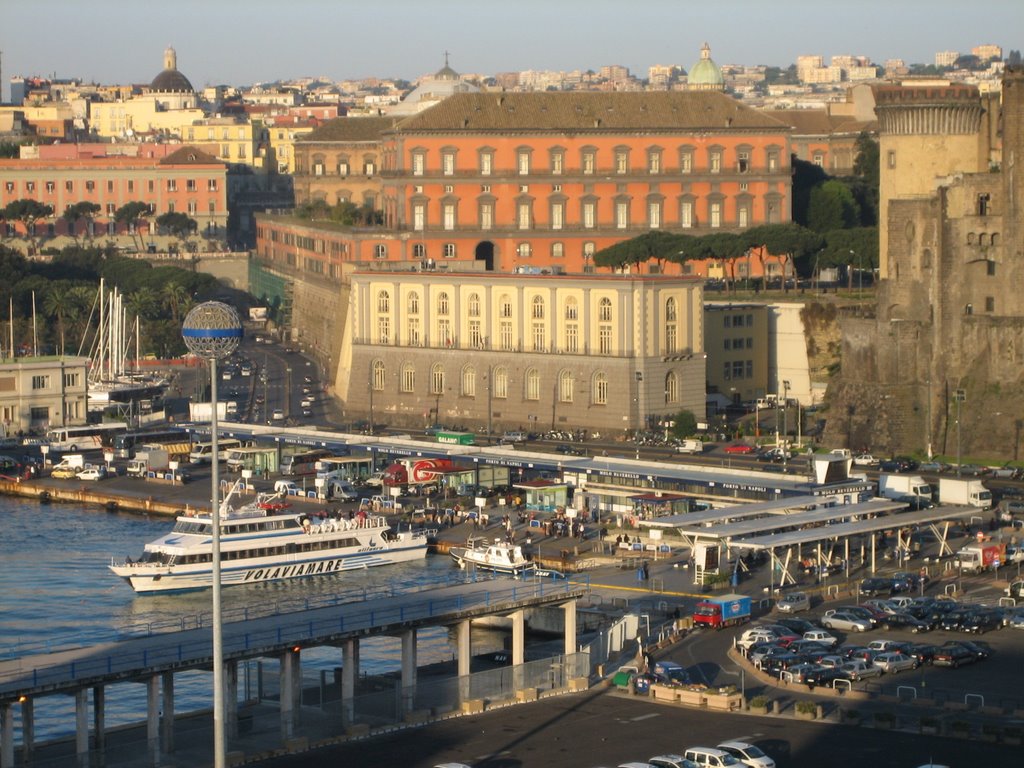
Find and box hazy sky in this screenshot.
[2,0,1022,98]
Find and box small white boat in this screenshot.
[449,537,534,576]
[110,480,429,594]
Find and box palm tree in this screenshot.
[161,282,192,324]
[42,281,76,354]
[125,287,159,321]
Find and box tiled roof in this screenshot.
[299,116,402,143]
[764,109,869,135]
[389,91,789,133]
[160,146,222,165]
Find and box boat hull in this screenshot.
[449,546,534,576]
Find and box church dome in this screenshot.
[150,46,194,93]
[688,43,724,89]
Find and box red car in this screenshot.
[724,443,756,454]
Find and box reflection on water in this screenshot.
[0,497,507,741]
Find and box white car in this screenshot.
[820,612,872,632]
[867,639,904,653]
[853,453,879,466]
[649,756,700,768]
[717,741,776,768]
[300,397,313,408]
[272,408,285,421]
[802,629,838,648]
[839,660,883,681]
[737,629,777,651]
[76,466,107,481]
[777,592,810,613]
[872,652,918,674]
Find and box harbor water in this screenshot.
[0,496,507,743]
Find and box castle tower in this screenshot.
[163,46,177,72]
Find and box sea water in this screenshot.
[0,496,505,742]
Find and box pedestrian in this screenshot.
[642,561,650,581]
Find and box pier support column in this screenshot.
[225,661,238,740]
[1,702,13,768]
[161,671,175,754]
[20,697,34,767]
[279,649,298,742]
[562,600,577,657]
[400,629,417,713]
[146,675,160,767]
[511,609,526,692]
[75,689,89,768]
[457,619,471,702]
[92,685,106,760]
[341,639,358,727]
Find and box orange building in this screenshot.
[0,146,228,240]
[257,90,792,276]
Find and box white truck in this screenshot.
[126,448,170,478]
[938,477,993,509]
[877,473,932,501]
[675,439,704,455]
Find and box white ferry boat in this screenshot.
[110,483,429,594]
[449,537,535,576]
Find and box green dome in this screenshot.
[689,43,724,88]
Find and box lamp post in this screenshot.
[182,302,243,768]
[486,366,493,445]
[954,388,966,476]
[368,365,375,435]
[782,380,791,469]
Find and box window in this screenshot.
[65,180,73,192]
[550,200,564,230]
[443,243,456,258]
[614,148,629,174]
[167,179,177,192]
[208,179,218,191]
[85,181,95,192]
[407,317,421,346]
[737,201,750,228]
[598,325,612,355]
[525,369,540,400]
[666,324,678,353]
[680,199,694,228]
[437,319,452,346]
[531,295,545,319]
[615,200,629,229]
[63,372,79,387]
[565,297,579,320]
[767,149,780,171]
[31,375,50,390]
[517,201,532,230]
[479,150,493,176]
[549,148,564,175]
[559,371,574,403]
[106,203,116,216]
[648,149,662,174]
[582,200,596,229]
[665,372,678,404]
[430,364,445,395]
[813,153,824,167]
[372,360,386,390]
[413,203,426,231]
[709,150,722,173]
[469,320,482,348]
[412,151,425,176]
[338,160,349,176]
[581,148,596,175]
[377,290,390,313]
[648,199,662,229]
[738,150,750,173]
[442,151,455,176]
[468,293,481,317]
[499,320,513,351]
[532,322,546,352]
[599,297,612,321]
[373,244,387,259]
[679,148,693,174]
[493,367,508,399]
[517,149,531,175]
[710,201,722,229]
[977,193,990,216]
[887,150,896,169]
[723,362,731,381]
[186,179,197,192]
[517,242,532,258]
[479,201,494,230]
[401,363,415,393]
[987,260,996,276]
[551,242,564,258]
[499,294,513,318]
[462,365,476,397]
[46,181,55,193]
[4,182,13,193]
[594,372,609,405]
[443,203,456,231]
[187,200,197,215]
[565,324,578,353]
[986,296,995,312]
[437,292,450,315]
[412,243,426,259]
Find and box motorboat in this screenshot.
[449,537,534,576]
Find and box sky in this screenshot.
[2,0,1022,99]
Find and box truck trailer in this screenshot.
[692,594,752,629]
[877,473,932,501]
[938,477,993,509]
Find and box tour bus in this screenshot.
[45,423,128,452]
[113,428,191,459]
[280,448,335,476]
[315,455,375,484]
[188,438,243,464]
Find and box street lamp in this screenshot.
[849,250,863,294]
[782,380,791,469]
[182,301,243,768]
[954,388,966,476]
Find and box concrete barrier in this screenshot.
[461,699,485,714]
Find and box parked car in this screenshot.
[872,652,918,674]
[828,605,881,626]
[917,460,949,473]
[777,592,811,613]
[961,610,1002,634]
[716,742,775,768]
[932,644,976,668]
[820,612,872,632]
[838,659,883,681]
[775,617,818,635]
[76,465,107,481]
[879,613,932,633]
[907,643,939,665]
[802,629,838,648]
[648,756,700,768]
[852,453,879,467]
[951,639,990,660]
[859,578,894,597]
[683,747,742,767]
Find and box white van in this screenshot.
[675,439,703,454]
[683,747,742,767]
[189,439,242,464]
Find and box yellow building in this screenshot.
[0,356,90,433]
[703,302,769,406]
[179,117,265,171]
[265,120,318,174]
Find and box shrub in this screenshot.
[749,695,769,709]
[795,700,817,716]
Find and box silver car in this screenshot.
[872,652,918,673]
[820,612,872,632]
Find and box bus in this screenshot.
[280,448,335,476]
[113,428,191,459]
[46,423,128,452]
[315,456,375,484]
[188,439,243,464]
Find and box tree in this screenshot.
[741,223,824,284]
[156,211,197,240]
[161,281,192,324]
[807,180,861,232]
[593,231,680,273]
[114,202,152,250]
[2,199,55,250]
[0,141,22,159]
[42,280,79,354]
[790,158,829,226]
[670,410,699,439]
[820,227,879,289]
[63,202,101,242]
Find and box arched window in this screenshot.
[430,364,445,395]
[565,297,579,320]
[372,360,385,391]
[437,292,450,315]
[373,244,387,259]
[599,297,613,322]
[462,365,476,397]
[559,370,574,403]
[377,290,390,313]
[412,243,426,259]
[666,297,677,321]
[665,371,679,404]
[468,293,481,317]
[532,295,545,319]
[525,368,540,401]
[401,363,415,393]
[594,372,609,405]
[499,294,513,318]
[493,366,508,399]
[407,292,420,314]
